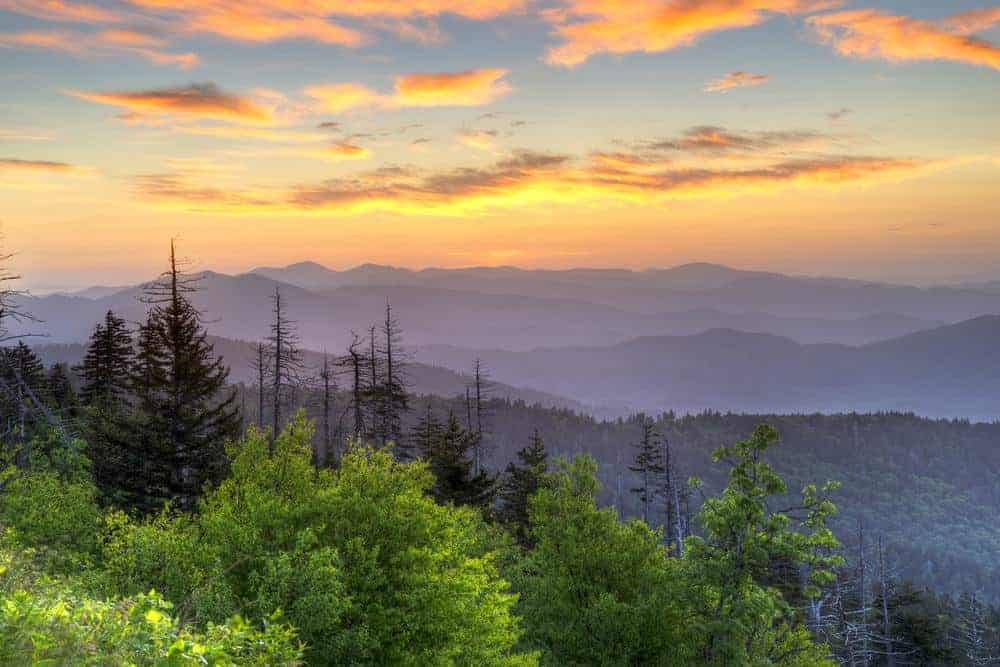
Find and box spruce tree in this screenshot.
[410,403,443,462]
[498,428,548,546]
[78,310,133,406]
[46,363,79,420]
[0,343,48,463]
[423,411,495,511]
[124,241,240,512]
[629,414,663,525]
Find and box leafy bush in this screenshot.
[0,536,303,665]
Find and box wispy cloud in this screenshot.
[130,127,946,215]
[643,126,830,155]
[69,83,277,124]
[0,157,80,172]
[456,128,499,151]
[304,68,512,112]
[703,70,770,93]
[0,128,55,141]
[827,107,852,123]
[0,28,199,68]
[0,0,122,24]
[808,8,1000,71]
[543,0,839,67]
[22,0,529,47]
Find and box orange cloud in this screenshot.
[114,0,524,45]
[130,130,945,216]
[320,140,371,161]
[304,68,513,111]
[0,157,80,172]
[808,9,1000,71]
[544,0,839,67]
[303,83,385,113]
[703,70,769,93]
[643,126,829,155]
[939,7,1000,36]
[0,0,121,23]
[0,28,198,68]
[70,83,276,124]
[394,68,511,106]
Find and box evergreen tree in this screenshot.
[45,363,79,421]
[423,411,495,511]
[629,414,663,524]
[77,310,133,407]
[408,402,442,463]
[498,428,548,547]
[0,342,50,453]
[123,241,240,512]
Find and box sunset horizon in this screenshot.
[3,1,999,291]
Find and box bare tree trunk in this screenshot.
[878,534,894,667]
[257,342,265,430]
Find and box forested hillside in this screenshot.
[2,247,999,665]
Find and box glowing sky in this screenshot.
[1,0,998,290]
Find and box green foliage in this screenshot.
[511,455,691,665]
[497,429,548,546]
[0,537,302,666]
[683,424,840,665]
[421,410,497,511]
[102,413,532,665]
[0,470,101,573]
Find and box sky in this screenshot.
[1,0,999,291]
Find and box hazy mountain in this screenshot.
[414,316,1000,420]
[13,270,947,350]
[251,261,1000,320]
[32,337,592,415]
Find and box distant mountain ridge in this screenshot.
[11,262,1000,419]
[414,316,1000,420]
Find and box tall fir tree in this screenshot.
[498,428,549,546]
[409,402,443,463]
[77,310,133,406]
[0,342,49,460]
[629,414,663,525]
[45,363,79,421]
[422,411,496,511]
[122,241,240,512]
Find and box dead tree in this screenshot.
[469,358,492,474]
[380,300,409,453]
[338,331,367,441]
[267,286,304,444]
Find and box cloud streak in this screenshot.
[304,69,512,112]
[0,28,199,68]
[0,157,80,172]
[543,0,839,67]
[69,83,277,124]
[808,8,1000,71]
[703,70,769,93]
[130,127,944,215]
